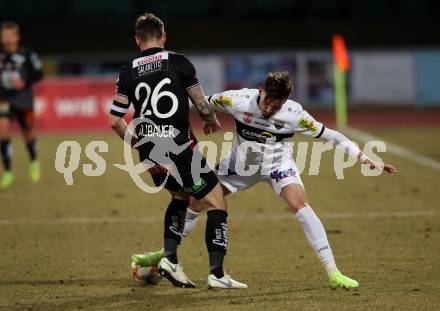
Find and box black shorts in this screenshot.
[141,147,219,200]
[0,101,34,130]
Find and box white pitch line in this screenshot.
[322,210,437,219]
[0,217,159,226]
[0,210,437,226]
[345,127,440,171]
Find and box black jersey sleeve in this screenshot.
[24,49,43,86]
[115,66,129,98]
[110,66,130,117]
[175,55,199,90]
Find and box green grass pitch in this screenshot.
[0,127,439,310]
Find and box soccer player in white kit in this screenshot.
[142,72,397,289]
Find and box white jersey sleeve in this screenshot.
[291,106,325,138]
[320,128,362,159]
[207,88,254,114]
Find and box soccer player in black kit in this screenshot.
[109,13,247,289]
[0,22,43,189]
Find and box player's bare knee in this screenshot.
[288,198,308,212]
[204,198,227,212]
[189,197,205,213]
[281,184,308,212]
[203,183,228,212]
[221,184,231,196]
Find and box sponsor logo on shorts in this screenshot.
[192,177,207,192]
[270,169,296,182]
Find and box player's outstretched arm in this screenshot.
[320,127,397,175]
[187,85,221,135]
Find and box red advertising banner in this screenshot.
[33,78,118,132]
[30,77,440,132]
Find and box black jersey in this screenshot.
[0,46,43,108]
[111,47,199,145]
[110,47,219,199]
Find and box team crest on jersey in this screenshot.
[274,120,285,130]
[211,95,232,108]
[243,112,253,124]
[298,117,318,133]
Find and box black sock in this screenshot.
[26,138,37,161]
[163,198,189,264]
[206,210,228,278]
[209,254,225,279]
[0,139,12,171]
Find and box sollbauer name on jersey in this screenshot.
[137,124,175,138]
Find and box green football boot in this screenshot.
[329,271,359,289]
[29,160,41,182]
[0,171,14,189]
[132,249,164,267]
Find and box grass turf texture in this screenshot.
[0,128,439,310]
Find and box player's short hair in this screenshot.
[263,72,293,100]
[135,12,164,42]
[1,21,20,33]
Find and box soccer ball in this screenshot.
[130,260,162,285]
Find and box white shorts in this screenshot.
[215,155,304,195]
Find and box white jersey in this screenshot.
[207,88,325,194]
[209,88,324,167]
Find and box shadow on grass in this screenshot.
[1,277,312,310]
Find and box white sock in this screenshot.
[294,206,339,275]
[180,208,201,243]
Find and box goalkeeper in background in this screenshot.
[0,22,43,188]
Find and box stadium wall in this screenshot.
[32,49,440,132]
